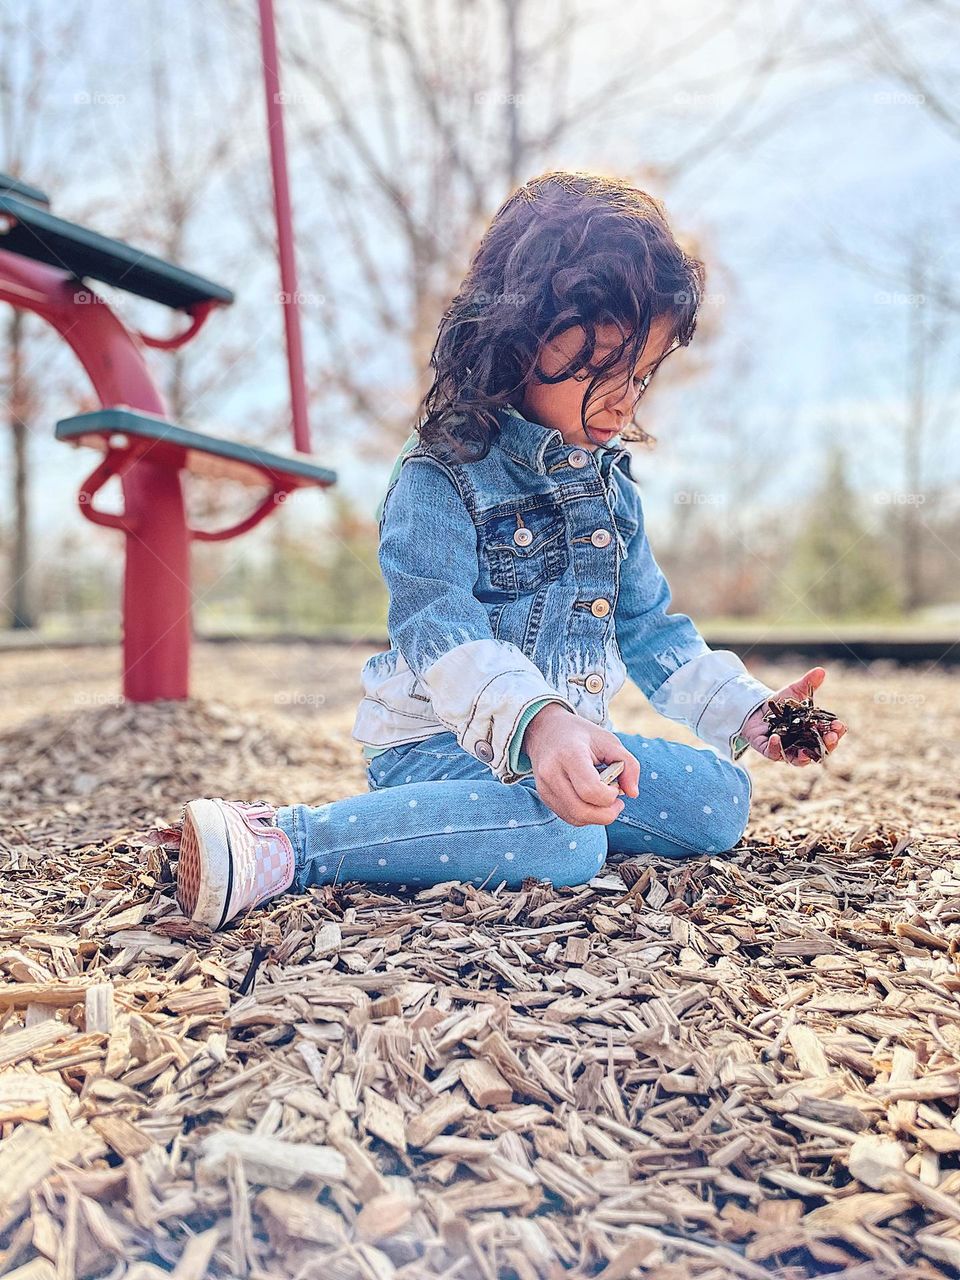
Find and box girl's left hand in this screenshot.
[739,666,848,766]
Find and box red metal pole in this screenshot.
[257,0,312,455]
[0,252,191,701]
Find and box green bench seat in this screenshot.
[0,193,233,311]
[55,407,335,489]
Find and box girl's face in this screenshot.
[520,314,677,450]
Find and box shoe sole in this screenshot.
[176,798,234,929]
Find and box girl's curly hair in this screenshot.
[416,170,706,462]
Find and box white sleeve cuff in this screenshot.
[422,638,578,783]
[647,649,775,760]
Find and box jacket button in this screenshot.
[568,449,589,468]
[591,597,611,618]
[585,673,605,693]
[475,739,494,762]
[591,529,612,548]
[513,527,533,547]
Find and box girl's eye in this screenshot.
[572,364,654,389]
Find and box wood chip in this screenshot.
[198,1132,347,1188]
[1,654,959,1275]
[459,1059,513,1107]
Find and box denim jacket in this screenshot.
[351,405,775,784]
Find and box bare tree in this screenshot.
[851,0,960,145]
[218,0,839,471]
[899,236,953,610]
[819,217,956,612]
[822,0,960,313]
[110,18,282,543]
[0,3,94,629]
[791,1,960,611]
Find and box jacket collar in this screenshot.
[494,405,636,482]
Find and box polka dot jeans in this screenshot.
[274,729,753,894]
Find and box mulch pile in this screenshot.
[1,657,959,1279]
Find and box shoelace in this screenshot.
[236,800,278,826]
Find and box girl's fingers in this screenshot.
[606,753,640,798]
[564,758,626,813]
[786,665,825,699]
[773,735,811,766]
[540,774,619,827]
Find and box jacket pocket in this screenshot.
[479,501,569,595]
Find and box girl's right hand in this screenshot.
[522,704,641,826]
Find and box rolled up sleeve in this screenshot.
[380,456,577,782]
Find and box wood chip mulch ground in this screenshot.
[0,642,959,1280]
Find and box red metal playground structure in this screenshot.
[0,0,335,701]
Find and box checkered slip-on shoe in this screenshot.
[175,798,295,930]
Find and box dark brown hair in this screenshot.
[416,169,706,461]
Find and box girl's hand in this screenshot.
[739,666,848,766]
[523,704,641,826]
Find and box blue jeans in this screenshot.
[275,729,753,893]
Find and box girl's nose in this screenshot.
[604,382,634,417]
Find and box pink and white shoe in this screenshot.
[174,798,296,930]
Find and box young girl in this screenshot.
[174,170,847,932]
